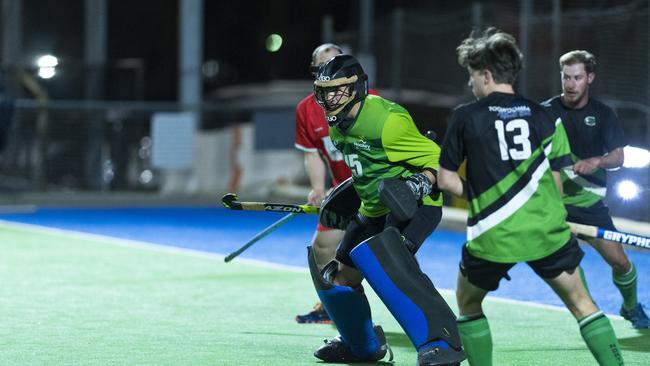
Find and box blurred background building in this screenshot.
[0,0,649,221]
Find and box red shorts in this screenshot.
[316,222,336,232]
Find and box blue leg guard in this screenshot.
[307,246,379,358]
[349,227,463,353]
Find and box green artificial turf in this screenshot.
[0,222,647,365]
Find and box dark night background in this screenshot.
[2,0,648,223]
[16,0,639,101]
[17,1,484,100]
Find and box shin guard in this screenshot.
[349,227,462,352]
[307,246,379,358]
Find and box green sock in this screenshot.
[579,311,624,365]
[613,262,637,310]
[457,314,492,366]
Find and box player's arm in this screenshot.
[382,114,439,177]
[574,105,627,175]
[304,151,327,205]
[573,147,624,175]
[295,102,328,206]
[437,167,466,199]
[437,108,467,198]
[382,113,440,199]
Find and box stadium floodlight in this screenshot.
[623,146,650,168]
[35,54,59,79]
[37,67,56,79]
[616,180,639,200]
[36,54,58,68]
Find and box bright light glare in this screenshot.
[36,54,58,68]
[617,180,639,200]
[623,146,650,168]
[37,67,56,79]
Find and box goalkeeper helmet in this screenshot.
[313,55,368,128]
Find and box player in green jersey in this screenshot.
[307,54,465,366]
[437,28,624,366]
[541,50,648,329]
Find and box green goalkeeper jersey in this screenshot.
[329,95,442,218]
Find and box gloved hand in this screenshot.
[405,171,434,200]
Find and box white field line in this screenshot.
[0,219,306,273]
[0,219,625,321]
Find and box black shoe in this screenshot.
[417,341,466,366]
[314,325,393,363]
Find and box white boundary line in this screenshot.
[0,219,306,273]
[0,219,625,320]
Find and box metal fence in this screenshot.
[332,0,650,221]
[1,1,649,221]
[0,100,253,192]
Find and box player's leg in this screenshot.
[456,273,491,366]
[299,178,364,325]
[308,214,391,362]
[567,202,648,328]
[585,238,648,328]
[455,245,514,366]
[545,269,624,365]
[312,226,344,269]
[530,238,624,365]
[296,225,344,324]
[350,205,466,366]
[543,267,599,318]
[585,237,631,275]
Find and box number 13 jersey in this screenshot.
[440,92,574,263]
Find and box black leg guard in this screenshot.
[349,228,465,364]
[307,247,383,360]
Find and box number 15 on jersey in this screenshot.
[344,154,363,177]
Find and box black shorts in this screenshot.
[565,201,616,231]
[336,204,442,267]
[459,237,585,291]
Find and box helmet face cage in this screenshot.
[314,83,354,113]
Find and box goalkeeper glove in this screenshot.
[405,170,437,200]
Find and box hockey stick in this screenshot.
[221,193,319,214]
[224,212,298,262]
[569,222,650,250]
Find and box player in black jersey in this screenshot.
[437,28,624,366]
[541,50,648,329]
